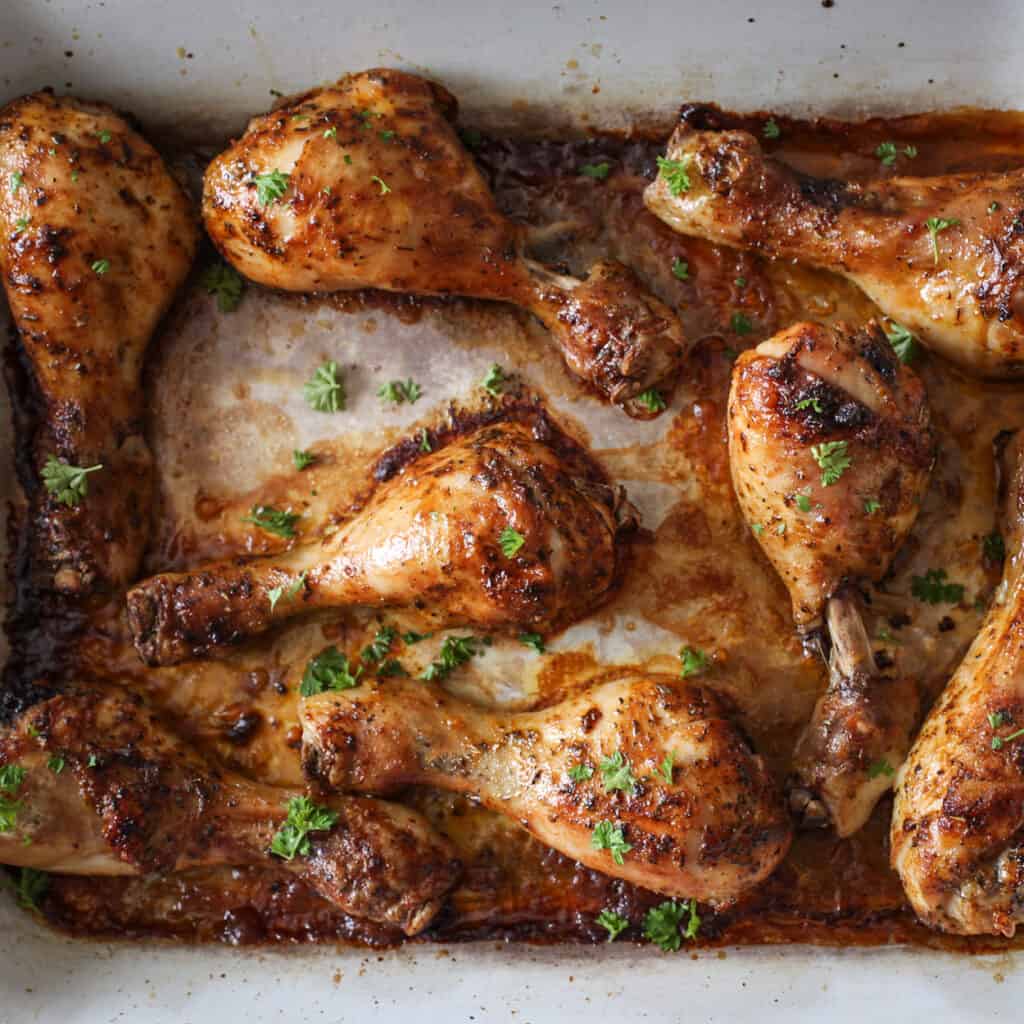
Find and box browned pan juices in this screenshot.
[7,106,1024,949]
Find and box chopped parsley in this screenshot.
[643,899,700,951]
[267,572,305,613]
[201,262,245,313]
[378,658,408,677]
[568,763,594,783]
[730,312,753,335]
[596,908,630,941]
[659,751,676,784]
[41,456,102,507]
[46,756,64,775]
[254,169,290,206]
[579,161,611,180]
[293,449,316,470]
[984,532,1006,563]
[599,751,637,794]
[371,175,391,195]
[420,635,486,682]
[499,527,526,558]
[989,710,1010,730]
[636,388,666,413]
[795,494,812,513]
[863,498,882,514]
[242,505,300,538]
[884,321,918,364]
[519,632,545,654]
[656,154,694,196]
[671,257,690,281]
[98,129,112,144]
[876,141,918,166]
[13,216,29,235]
[680,645,708,678]
[0,765,26,833]
[911,568,964,605]
[924,216,959,264]
[378,130,396,143]
[91,258,111,275]
[299,646,363,696]
[591,820,632,865]
[418,428,432,453]
[361,625,397,664]
[811,440,851,486]
[304,360,346,412]
[9,171,23,194]
[991,716,1024,751]
[751,523,764,537]
[795,397,823,413]
[323,126,338,140]
[481,363,508,397]
[402,630,431,645]
[867,758,895,779]
[11,867,48,912]
[763,118,781,140]
[378,378,422,405]
[270,796,339,860]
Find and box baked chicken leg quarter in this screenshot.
[127,418,633,666]
[728,321,934,836]
[892,434,1024,936]
[0,688,460,935]
[202,68,685,411]
[301,674,792,902]
[0,91,198,592]
[644,109,1024,376]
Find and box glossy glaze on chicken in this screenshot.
[2,78,1024,951]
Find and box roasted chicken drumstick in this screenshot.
[301,673,791,903]
[0,688,459,934]
[0,91,198,592]
[645,107,1024,376]
[728,320,934,835]
[892,434,1024,936]
[128,417,633,666]
[202,68,685,411]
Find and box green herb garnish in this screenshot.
[201,262,245,313]
[656,154,694,196]
[270,796,339,860]
[303,360,345,412]
[680,645,708,678]
[811,440,851,486]
[41,456,102,507]
[299,646,363,696]
[254,169,290,206]
[911,568,965,605]
[420,635,485,682]
[242,505,300,538]
[499,527,526,557]
[591,820,632,865]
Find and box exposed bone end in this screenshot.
[787,783,831,831]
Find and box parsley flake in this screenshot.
[596,908,629,941]
[796,494,812,513]
[568,763,594,783]
[795,397,823,413]
[636,388,666,413]
[643,899,700,951]
[680,645,708,678]
[293,449,316,470]
[867,758,895,779]
[481,363,508,396]
[270,796,339,860]
[91,258,110,275]
[925,216,959,264]
[984,532,1006,564]
[671,257,690,280]
[730,312,753,335]
[599,751,637,794]
[11,867,48,912]
[323,126,338,140]
[911,568,964,605]
[659,751,676,784]
[0,765,26,833]
[580,161,611,180]
[591,820,632,865]
[361,625,397,664]
[378,378,422,405]
[763,119,781,139]
[863,498,882,514]
[13,216,29,235]
[303,360,346,412]
[46,756,64,775]
[267,572,306,613]
[519,632,545,654]
[499,527,526,557]
[10,171,24,193]
[242,505,300,538]
[656,154,694,196]
[884,321,918,364]
[201,262,245,313]
[876,141,918,166]
[254,169,290,206]
[371,175,391,195]
[98,130,112,144]
[420,635,485,682]
[299,646,363,696]
[811,440,851,486]
[41,456,102,507]
[418,428,432,453]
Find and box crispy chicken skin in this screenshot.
[0,688,459,935]
[127,416,634,666]
[892,434,1024,936]
[0,91,198,592]
[301,674,792,904]
[644,110,1024,376]
[728,321,934,835]
[202,68,685,411]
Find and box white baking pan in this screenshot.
[1,0,1022,1020]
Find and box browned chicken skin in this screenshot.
[0,688,459,935]
[644,109,1024,376]
[301,673,791,903]
[126,416,634,667]
[727,320,934,835]
[892,434,1024,936]
[0,91,198,592]
[202,68,685,412]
